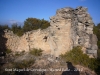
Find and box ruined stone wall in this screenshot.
[4,6,98,57]
[4,29,51,54]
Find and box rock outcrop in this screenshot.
[4,6,98,57]
[0,53,97,75]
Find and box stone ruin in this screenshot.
[4,6,98,58]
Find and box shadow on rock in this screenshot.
[0,29,8,65]
[0,29,7,53]
[62,62,80,75]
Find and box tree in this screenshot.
[94,23,100,40]
[0,17,50,36]
[0,25,10,31]
[11,23,23,36]
[23,18,41,32]
[23,18,50,32]
[93,23,100,58]
[40,19,50,29]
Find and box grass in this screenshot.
[29,48,43,56]
[60,46,90,66]
[13,59,35,69]
[6,49,12,54]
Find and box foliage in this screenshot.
[89,58,100,75]
[97,49,100,58]
[0,71,15,75]
[23,18,50,32]
[0,25,10,31]
[93,23,100,42]
[93,23,100,58]
[60,46,90,67]
[11,23,24,36]
[23,18,41,31]
[15,51,25,56]
[97,41,100,49]
[0,18,50,37]
[40,19,50,29]
[60,46,100,75]
[13,59,35,68]
[6,49,12,54]
[15,52,21,56]
[29,48,43,56]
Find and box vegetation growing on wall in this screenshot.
[6,49,12,54]
[29,48,43,56]
[13,59,35,69]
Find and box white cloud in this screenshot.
[79,0,86,2]
[9,20,17,24]
[8,19,23,25]
[0,19,24,26]
[6,19,24,26]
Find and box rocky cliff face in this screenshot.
[4,6,98,57]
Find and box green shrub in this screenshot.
[97,41,100,49]
[6,49,12,54]
[0,71,13,75]
[60,46,90,67]
[23,18,50,32]
[16,30,24,36]
[88,58,100,75]
[60,46,100,75]
[88,58,98,70]
[0,18,50,37]
[14,51,25,56]
[29,48,43,56]
[97,49,100,59]
[13,59,35,69]
[15,52,21,56]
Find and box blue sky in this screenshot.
[0,0,100,26]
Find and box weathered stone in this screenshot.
[86,50,97,54]
[89,34,98,50]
